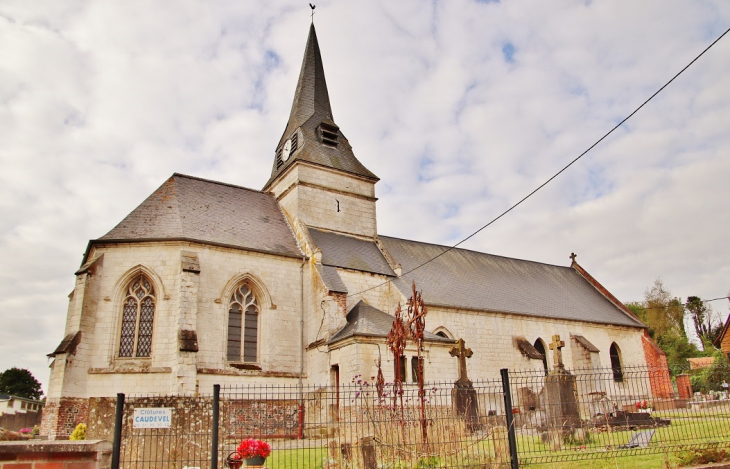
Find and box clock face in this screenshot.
[282,139,292,162]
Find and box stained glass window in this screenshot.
[118,275,156,358]
[228,283,259,363]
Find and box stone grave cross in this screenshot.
[450,338,473,385]
[548,334,565,370]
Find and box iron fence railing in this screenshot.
[106,364,730,468]
[216,378,510,468]
[506,366,730,465]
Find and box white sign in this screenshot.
[133,408,172,429]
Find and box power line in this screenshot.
[628,296,730,314]
[347,24,730,299]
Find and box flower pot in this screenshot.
[226,452,243,469]
[245,455,267,466]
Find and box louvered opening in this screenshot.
[320,123,339,147]
[275,147,283,170]
[290,132,299,153]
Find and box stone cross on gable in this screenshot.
[548,334,565,370]
[450,338,473,384]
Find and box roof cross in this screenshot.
[309,3,316,22]
[548,334,565,370]
[449,338,473,384]
[569,252,577,263]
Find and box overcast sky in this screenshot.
[2,1,729,394]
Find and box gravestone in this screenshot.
[450,338,481,432]
[544,335,581,449]
[619,429,655,449]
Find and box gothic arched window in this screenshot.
[227,283,259,363]
[119,275,156,358]
[610,342,623,382]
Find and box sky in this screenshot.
[1,1,729,395]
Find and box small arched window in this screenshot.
[534,338,548,375]
[227,283,259,363]
[433,327,453,340]
[119,275,156,358]
[610,342,623,382]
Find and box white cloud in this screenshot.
[1,0,729,392]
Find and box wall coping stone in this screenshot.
[0,439,112,454]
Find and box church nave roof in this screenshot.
[95,173,303,258]
[380,236,645,328]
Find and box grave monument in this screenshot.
[544,335,581,448]
[450,338,481,432]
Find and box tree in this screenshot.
[626,279,701,371]
[686,296,722,347]
[0,368,43,400]
[632,278,686,339]
[656,331,701,371]
[643,278,685,337]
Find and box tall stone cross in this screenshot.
[450,338,473,385]
[548,334,565,370]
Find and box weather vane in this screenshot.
[309,4,316,23]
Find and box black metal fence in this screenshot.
[215,378,510,468]
[108,365,730,468]
[507,366,730,465]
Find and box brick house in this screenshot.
[42,23,659,439]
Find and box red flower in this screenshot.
[236,439,271,459]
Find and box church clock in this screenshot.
[282,139,292,162]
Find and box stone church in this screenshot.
[42,24,658,438]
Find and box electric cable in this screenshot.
[346,25,730,299]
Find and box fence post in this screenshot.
[111,393,125,469]
[211,384,220,469]
[500,369,519,469]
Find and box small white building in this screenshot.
[0,394,43,416]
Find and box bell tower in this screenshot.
[263,24,379,239]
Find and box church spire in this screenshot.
[285,23,333,138]
[264,23,377,191]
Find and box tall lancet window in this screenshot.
[610,343,623,382]
[227,283,259,363]
[119,275,156,358]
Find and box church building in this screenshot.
[42,23,656,439]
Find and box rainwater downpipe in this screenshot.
[298,256,305,439]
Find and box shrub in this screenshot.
[69,423,86,440]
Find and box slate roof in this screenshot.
[328,300,454,344]
[378,236,645,328]
[572,334,600,353]
[263,24,377,190]
[309,229,395,276]
[95,174,302,258]
[315,264,348,293]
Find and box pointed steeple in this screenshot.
[264,24,377,191]
[285,23,333,137]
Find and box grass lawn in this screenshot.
[515,408,730,466]
[227,409,730,468]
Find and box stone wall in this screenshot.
[221,399,301,439]
[0,440,111,469]
[85,395,302,465]
[270,163,378,238]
